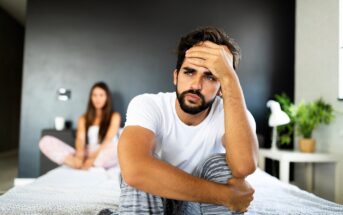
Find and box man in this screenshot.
[111,27,258,214]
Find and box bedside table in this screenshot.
[258,148,341,202]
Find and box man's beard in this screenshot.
[176,88,216,115]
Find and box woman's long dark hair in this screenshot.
[84,82,114,144]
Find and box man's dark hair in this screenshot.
[176,27,241,72]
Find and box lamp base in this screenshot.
[271,126,278,151]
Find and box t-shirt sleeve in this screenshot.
[247,110,256,132]
[124,94,161,135]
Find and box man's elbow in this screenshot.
[231,163,257,178]
[121,165,144,188]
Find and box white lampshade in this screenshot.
[266,100,290,127]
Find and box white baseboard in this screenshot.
[14,178,36,186]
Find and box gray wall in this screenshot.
[0,7,24,153]
[19,0,295,177]
[295,0,343,203]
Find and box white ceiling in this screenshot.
[0,0,27,25]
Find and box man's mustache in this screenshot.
[182,89,204,98]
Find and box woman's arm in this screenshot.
[75,116,87,159]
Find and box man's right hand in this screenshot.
[223,178,254,213]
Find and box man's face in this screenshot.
[174,57,221,115]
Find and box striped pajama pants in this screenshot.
[115,153,241,215]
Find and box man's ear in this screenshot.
[217,87,222,97]
[173,69,178,86]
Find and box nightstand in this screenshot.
[258,148,341,202]
[40,129,75,175]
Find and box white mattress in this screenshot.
[0,167,342,215]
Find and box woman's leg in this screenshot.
[93,142,118,169]
[39,135,77,167]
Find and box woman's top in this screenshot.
[87,125,119,152]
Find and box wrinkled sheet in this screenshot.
[0,166,120,215]
[1,167,342,215]
[246,169,343,214]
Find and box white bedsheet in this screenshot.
[246,169,343,214]
[0,167,342,214]
[0,166,121,215]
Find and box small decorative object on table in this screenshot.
[267,100,291,151]
[54,116,65,131]
[291,98,335,153]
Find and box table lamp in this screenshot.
[267,100,290,151]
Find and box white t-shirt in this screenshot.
[125,92,255,173]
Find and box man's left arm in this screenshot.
[186,41,259,178]
[220,74,258,178]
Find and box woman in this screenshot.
[39,82,121,170]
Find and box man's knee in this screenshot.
[119,179,165,214]
[193,153,232,184]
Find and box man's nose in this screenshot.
[190,76,202,90]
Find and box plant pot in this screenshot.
[299,138,316,153]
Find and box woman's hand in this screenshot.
[64,155,83,169]
[82,157,95,170]
[82,145,105,170]
[87,145,104,160]
[74,156,84,169]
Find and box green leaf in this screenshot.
[273,94,335,143]
[293,98,335,138]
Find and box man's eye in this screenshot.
[184,71,193,76]
[205,75,215,81]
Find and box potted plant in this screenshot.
[291,98,335,152]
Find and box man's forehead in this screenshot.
[181,58,210,73]
[195,41,233,56]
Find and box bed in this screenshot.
[0,166,342,215]
[0,167,121,215]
